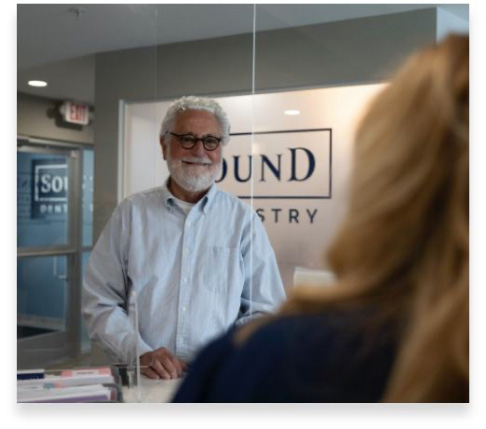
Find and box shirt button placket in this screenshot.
[178,216,192,355]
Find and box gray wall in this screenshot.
[94,8,437,239]
[17,93,94,145]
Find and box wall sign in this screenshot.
[60,101,90,125]
[217,128,332,199]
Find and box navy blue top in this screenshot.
[172,311,398,402]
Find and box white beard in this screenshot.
[166,147,222,193]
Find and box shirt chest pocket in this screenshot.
[198,245,243,295]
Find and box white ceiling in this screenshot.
[17,3,469,104]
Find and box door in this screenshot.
[17,139,83,369]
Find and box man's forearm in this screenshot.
[84,304,152,365]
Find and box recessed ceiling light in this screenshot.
[284,110,300,116]
[28,80,48,87]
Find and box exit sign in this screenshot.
[61,102,90,125]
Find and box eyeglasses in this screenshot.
[168,132,222,151]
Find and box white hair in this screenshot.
[160,96,231,145]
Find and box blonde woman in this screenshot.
[172,34,469,403]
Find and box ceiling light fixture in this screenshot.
[28,80,48,88]
[284,110,300,116]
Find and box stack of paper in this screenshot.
[18,384,113,403]
[17,367,120,403]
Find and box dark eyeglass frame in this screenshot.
[168,132,222,151]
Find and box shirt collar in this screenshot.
[162,178,218,215]
[161,179,175,210]
[201,183,218,214]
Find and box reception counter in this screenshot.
[123,376,183,403]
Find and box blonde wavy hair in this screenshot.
[240,34,469,402]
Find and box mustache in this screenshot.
[179,156,214,165]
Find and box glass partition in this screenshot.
[122,4,256,402]
[248,4,447,292]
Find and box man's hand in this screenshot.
[139,347,187,380]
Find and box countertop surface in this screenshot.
[122,376,183,403]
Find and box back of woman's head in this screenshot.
[283,34,469,401]
[375,35,469,402]
[329,34,468,300]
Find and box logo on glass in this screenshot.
[31,159,68,218]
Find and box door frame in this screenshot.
[17,137,86,369]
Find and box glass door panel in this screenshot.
[17,142,82,369]
[17,255,68,338]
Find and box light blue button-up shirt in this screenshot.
[82,182,286,364]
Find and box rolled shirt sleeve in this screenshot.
[82,202,152,365]
[236,213,286,326]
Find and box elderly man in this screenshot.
[82,96,286,380]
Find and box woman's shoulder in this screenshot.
[246,310,371,352]
[173,310,397,402]
[240,312,397,401]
